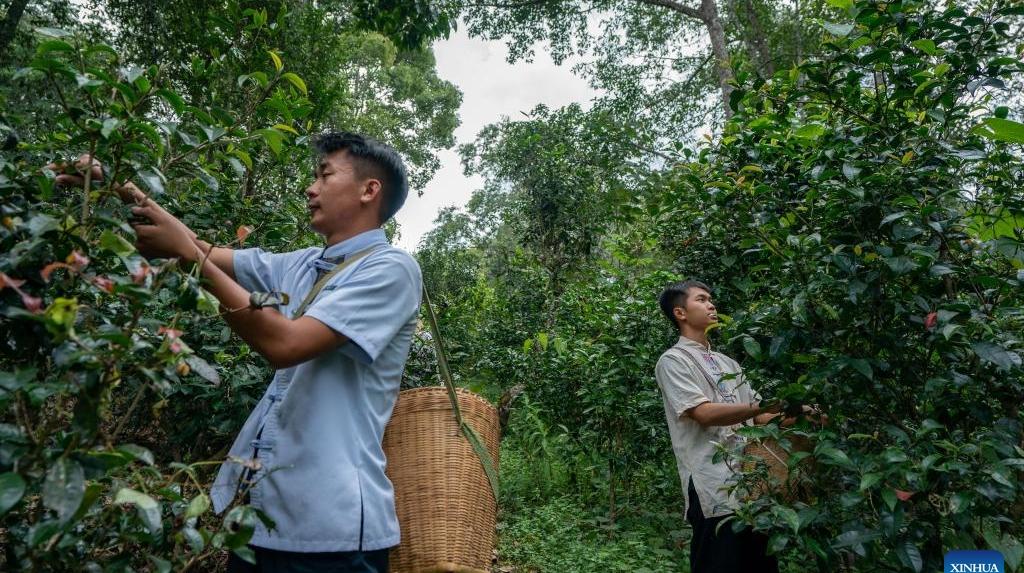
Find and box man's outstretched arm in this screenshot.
[686,401,780,428]
[687,402,822,428]
[131,198,345,369]
[48,157,238,280]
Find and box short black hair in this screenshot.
[659,280,713,328]
[313,131,409,224]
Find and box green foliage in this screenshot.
[349,0,459,50]
[497,495,689,573]
[416,1,1024,572]
[500,395,571,506]
[459,104,646,295]
[654,1,1024,570]
[0,18,307,569]
[0,4,460,568]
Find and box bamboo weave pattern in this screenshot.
[384,387,501,573]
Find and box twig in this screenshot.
[81,139,97,224]
[112,383,146,442]
[15,393,39,447]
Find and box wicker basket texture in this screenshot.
[383,387,500,573]
[742,436,814,502]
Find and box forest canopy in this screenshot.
[1,0,1022,571]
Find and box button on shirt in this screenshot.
[654,337,763,518]
[210,228,422,552]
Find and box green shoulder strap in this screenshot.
[421,286,501,505]
[292,246,378,319]
[291,253,500,503]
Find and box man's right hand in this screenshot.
[47,155,198,254]
[48,154,148,204]
[49,155,235,277]
[48,154,103,190]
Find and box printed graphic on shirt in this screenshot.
[699,351,737,404]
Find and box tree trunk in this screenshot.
[740,0,774,76]
[699,0,734,119]
[607,456,616,535]
[727,0,771,75]
[637,0,737,118]
[0,0,31,66]
[796,0,804,64]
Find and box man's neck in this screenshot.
[680,327,709,349]
[324,223,380,247]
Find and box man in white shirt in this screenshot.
[654,280,780,573]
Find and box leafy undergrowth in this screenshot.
[496,494,689,573]
[495,436,690,573]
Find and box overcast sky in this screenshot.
[392,29,597,252]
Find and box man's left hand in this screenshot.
[802,405,829,427]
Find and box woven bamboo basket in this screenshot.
[741,436,813,501]
[383,386,500,573]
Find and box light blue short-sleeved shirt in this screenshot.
[210,228,422,552]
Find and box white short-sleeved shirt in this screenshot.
[654,336,762,518]
[210,228,422,552]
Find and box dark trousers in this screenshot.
[226,546,389,573]
[686,479,779,573]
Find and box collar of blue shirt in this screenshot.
[323,228,388,260]
[307,228,389,275]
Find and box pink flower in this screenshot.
[1,272,42,314]
[158,326,183,339]
[92,276,115,293]
[66,251,90,271]
[0,272,25,289]
[21,293,43,314]
[236,225,254,244]
[131,264,151,285]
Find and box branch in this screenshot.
[676,52,713,94]
[634,0,703,21]
[0,0,30,65]
[629,141,674,162]
[462,0,554,7]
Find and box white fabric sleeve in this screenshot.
[655,354,712,418]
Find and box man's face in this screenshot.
[675,288,718,331]
[305,151,380,235]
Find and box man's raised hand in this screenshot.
[47,154,146,204]
[46,154,200,259]
[47,154,103,189]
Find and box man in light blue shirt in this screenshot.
[73,132,422,572]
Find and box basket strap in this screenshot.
[291,246,379,319]
[422,286,500,505]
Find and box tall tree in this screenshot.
[458,0,819,132]
[459,103,655,302]
[94,0,462,191]
[0,0,30,64]
[633,0,735,116]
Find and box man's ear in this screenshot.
[673,306,686,323]
[361,179,383,205]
